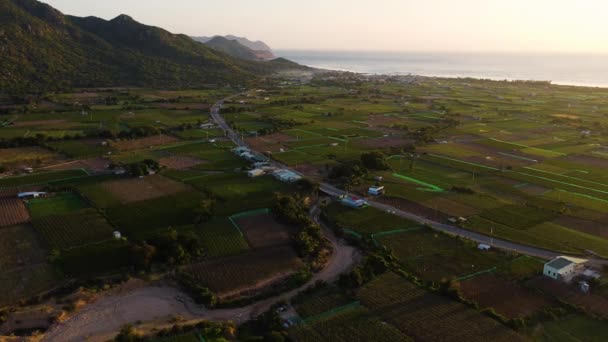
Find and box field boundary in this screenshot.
[301,301,362,324]
[456,266,497,281]
[392,173,444,192]
[228,208,271,237]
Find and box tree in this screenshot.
[194,198,215,224]
[130,242,157,269]
[114,325,143,342]
[361,152,390,170]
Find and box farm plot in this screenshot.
[0,169,88,188]
[58,239,132,276]
[292,285,357,319]
[377,227,507,282]
[32,208,115,250]
[101,175,190,204]
[538,314,608,342]
[0,264,59,308]
[479,204,558,229]
[235,212,296,248]
[106,191,206,239]
[0,198,30,227]
[356,273,525,342]
[158,156,203,169]
[184,245,303,299]
[288,306,412,342]
[0,224,46,270]
[528,277,608,319]
[46,139,112,158]
[199,219,249,257]
[27,192,88,218]
[111,135,180,151]
[460,275,555,318]
[324,203,418,235]
[0,147,60,168]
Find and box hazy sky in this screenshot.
[44,0,608,53]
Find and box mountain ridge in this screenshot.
[0,0,303,93]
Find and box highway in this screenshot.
[211,98,608,265]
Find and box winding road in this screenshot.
[42,96,606,341]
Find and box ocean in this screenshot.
[276,50,608,88]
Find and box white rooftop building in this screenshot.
[543,256,587,282]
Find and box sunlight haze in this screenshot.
[41,0,608,53]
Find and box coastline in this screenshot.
[277,50,608,89]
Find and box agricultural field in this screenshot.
[288,306,412,342]
[0,198,30,227]
[198,219,250,257]
[0,224,46,271]
[536,314,608,342]
[0,147,62,170]
[183,245,303,298]
[0,169,89,188]
[235,211,295,248]
[32,208,115,250]
[324,203,418,235]
[356,273,525,341]
[100,175,190,204]
[26,192,88,218]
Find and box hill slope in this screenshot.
[203,36,274,61]
[0,0,300,93]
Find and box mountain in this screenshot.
[0,0,302,93]
[193,35,275,58]
[202,36,274,61]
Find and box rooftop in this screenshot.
[546,256,586,270]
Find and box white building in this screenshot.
[543,256,587,281]
[368,185,385,196]
[247,169,265,178]
[17,192,47,199]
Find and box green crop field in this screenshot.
[288,306,412,342]
[324,203,418,235]
[198,219,250,257]
[27,192,89,218]
[32,208,115,250]
[0,169,89,188]
[356,273,525,342]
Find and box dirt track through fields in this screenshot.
[41,207,359,342]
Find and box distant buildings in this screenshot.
[247,169,265,178]
[543,256,587,282]
[273,169,301,183]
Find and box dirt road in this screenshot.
[42,208,359,342]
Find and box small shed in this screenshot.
[113,231,122,239]
[340,195,367,209]
[477,244,491,251]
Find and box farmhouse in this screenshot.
[368,185,385,196]
[233,147,250,155]
[273,169,301,183]
[543,256,587,282]
[17,192,47,199]
[247,169,265,178]
[339,195,367,209]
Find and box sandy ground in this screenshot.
[41,207,359,342]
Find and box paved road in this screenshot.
[212,98,608,265]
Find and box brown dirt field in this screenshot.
[11,119,66,127]
[154,103,210,110]
[366,114,401,126]
[100,175,189,204]
[111,135,179,151]
[562,154,608,169]
[421,197,480,217]
[0,199,30,227]
[461,275,554,318]
[552,215,608,239]
[357,136,412,149]
[236,214,296,248]
[245,133,293,153]
[528,276,608,319]
[518,183,551,196]
[159,156,203,170]
[380,196,451,221]
[45,158,109,173]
